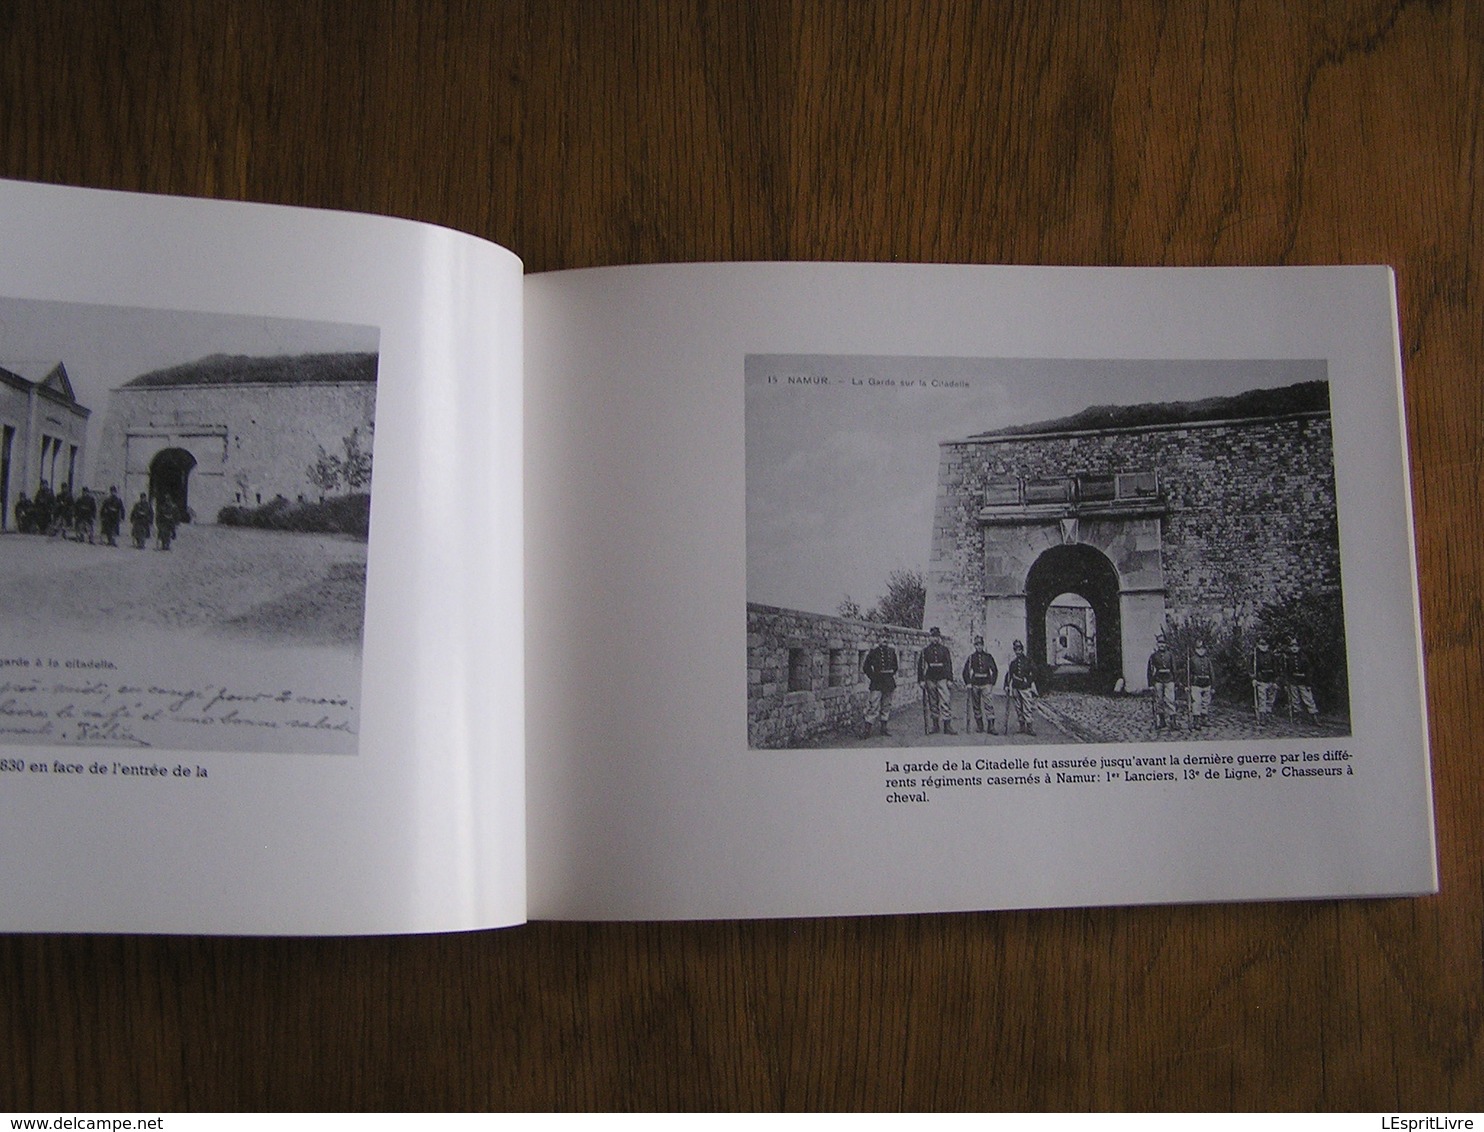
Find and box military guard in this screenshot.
[13,491,30,534]
[1003,640,1038,735]
[1147,632,1177,730]
[1285,636,1320,719]
[155,496,179,551]
[917,627,956,735]
[1252,636,1281,719]
[73,487,97,544]
[961,635,998,734]
[49,484,72,538]
[31,481,53,537]
[99,486,125,547]
[1187,637,1215,728]
[129,493,153,549]
[860,630,900,739]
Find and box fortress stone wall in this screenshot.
[923,409,1340,692]
[747,604,944,749]
[93,353,377,524]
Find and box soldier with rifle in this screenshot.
[1187,637,1215,729]
[129,492,153,550]
[1003,640,1038,736]
[99,486,125,547]
[155,495,180,551]
[1284,636,1320,720]
[30,481,53,537]
[1147,632,1177,730]
[917,627,956,736]
[961,636,999,735]
[1252,636,1281,721]
[73,487,97,544]
[860,630,900,739]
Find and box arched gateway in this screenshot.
[149,446,198,521]
[922,381,1343,696]
[930,471,1173,693]
[1025,544,1121,691]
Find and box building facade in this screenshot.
[0,361,90,530]
[93,352,378,523]
[923,383,1341,693]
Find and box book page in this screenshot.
[0,181,526,934]
[525,262,1434,920]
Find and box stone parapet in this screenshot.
[747,603,942,749]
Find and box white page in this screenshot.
[0,181,526,934]
[525,262,1434,920]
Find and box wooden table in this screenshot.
[1,1,1478,1111]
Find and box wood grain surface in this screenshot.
[0,0,1479,1112]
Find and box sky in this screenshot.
[745,353,1327,617]
[0,295,378,484]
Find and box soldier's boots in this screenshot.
[861,723,874,739]
[880,721,891,737]
[928,723,939,734]
[942,723,957,735]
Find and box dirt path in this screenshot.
[0,525,368,646]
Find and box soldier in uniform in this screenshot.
[49,484,72,538]
[155,495,179,551]
[73,487,97,544]
[1147,632,1177,730]
[962,635,998,734]
[129,493,153,550]
[13,491,31,534]
[860,630,900,739]
[1285,636,1320,719]
[99,486,125,547]
[1187,637,1215,728]
[31,481,53,538]
[1003,640,1039,735]
[917,627,956,735]
[1251,636,1281,719]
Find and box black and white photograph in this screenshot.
[746,353,1353,750]
[0,296,378,755]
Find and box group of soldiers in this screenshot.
[858,625,1324,742]
[859,627,1041,740]
[1145,631,1321,730]
[11,482,182,551]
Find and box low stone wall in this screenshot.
[747,603,942,749]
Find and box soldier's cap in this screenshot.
[1156,633,1166,644]
[1013,640,1024,650]
[929,627,941,636]
[1195,639,1207,648]
[973,635,983,645]
[1257,638,1270,648]
[1288,638,1300,648]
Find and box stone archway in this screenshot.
[149,447,197,522]
[1024,544,1122,691]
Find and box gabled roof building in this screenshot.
[0,360,91,529]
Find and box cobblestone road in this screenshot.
[821,686,1076,749]
[810,686,1348,749]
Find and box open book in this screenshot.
[0,179,1435,934]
